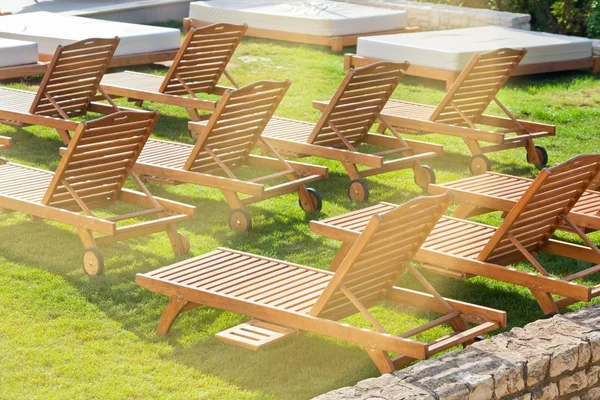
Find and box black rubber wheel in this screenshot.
[347,179,369,203]
[414,165,436,190]
[228,208,252,232]
[526,146,548,169]
[82,248,104,276]
[177,232,190,255]
[469,155,491,176]
[298,188,322,212]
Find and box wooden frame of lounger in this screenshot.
[0,37,124,145]
[100,23,247,121]
[311,155,600,316]
[319,49,555,176]
[428,171,600,233]
[0,111,195,276]
[0,50,180,82]
[136,193,505,374]
[183,18,419,52]
[0,135,11,152]
[345,52,600,90]
[262,62,442,203]
[132,80,327,232]
[0,61,47,81]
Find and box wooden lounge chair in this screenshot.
[0,37,122,145]
[311,155,600,316]
[136,193,505,374]
[262,62,442,202]
[428,169,600,232]
[317,49,555,176]
[0,111,195,276]
[100,23,247,122]
[132,80,327,232]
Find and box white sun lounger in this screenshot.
[185,0,418,51]
[345,26,598,88]
[0,37,45,80]
[0,12,181,67]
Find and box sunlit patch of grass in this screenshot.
[1,21,600,400]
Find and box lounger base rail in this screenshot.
[344,53,600,89]
[39,49,179,69]
[184,18,420,52]
[0,62,47,81]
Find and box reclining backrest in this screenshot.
[184,80,290,174]
[159,23,247,95]
[478,154,600,265]
[42,110,158,209]
[308,62,407,148]
[310,193,452,321]
[30,37,120,118]
[429,48,525,125]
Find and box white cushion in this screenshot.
[358,26,593,71]
[0,38,38,67]
[0,12,181,57]
[189,0,407,37]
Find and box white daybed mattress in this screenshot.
[358,26,593,71]
[189,0,407,37]
[0,38,38,68]
[0,12,181,57]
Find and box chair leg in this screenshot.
[77,228,97,249]
[156,296,191,336]
[165,222,187,255]
[453,204,491,219]
[524,139,541,165]
[366,348,395,374]
[55,128,71,145]
[530,289,559,316]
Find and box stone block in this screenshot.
[558,370,588,395]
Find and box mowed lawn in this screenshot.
[1,27,600,399]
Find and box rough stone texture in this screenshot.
[314,304,600,400]
[336,0,531,31]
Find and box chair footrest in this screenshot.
[216,319,297,351]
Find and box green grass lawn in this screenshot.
[1,29,600,399]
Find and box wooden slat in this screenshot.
[30,37,119,119]
[42,111,159,208]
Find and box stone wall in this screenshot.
[315,304,600,399]
[337,0,531,31]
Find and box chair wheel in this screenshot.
[228,208,252,232]
[414,165,436,190]
[469,155,491,175]
[299,188,322,212]
[177,232,190,255]
[82,248,104,276]
[347,179,369,202]
[526,145,548,169]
